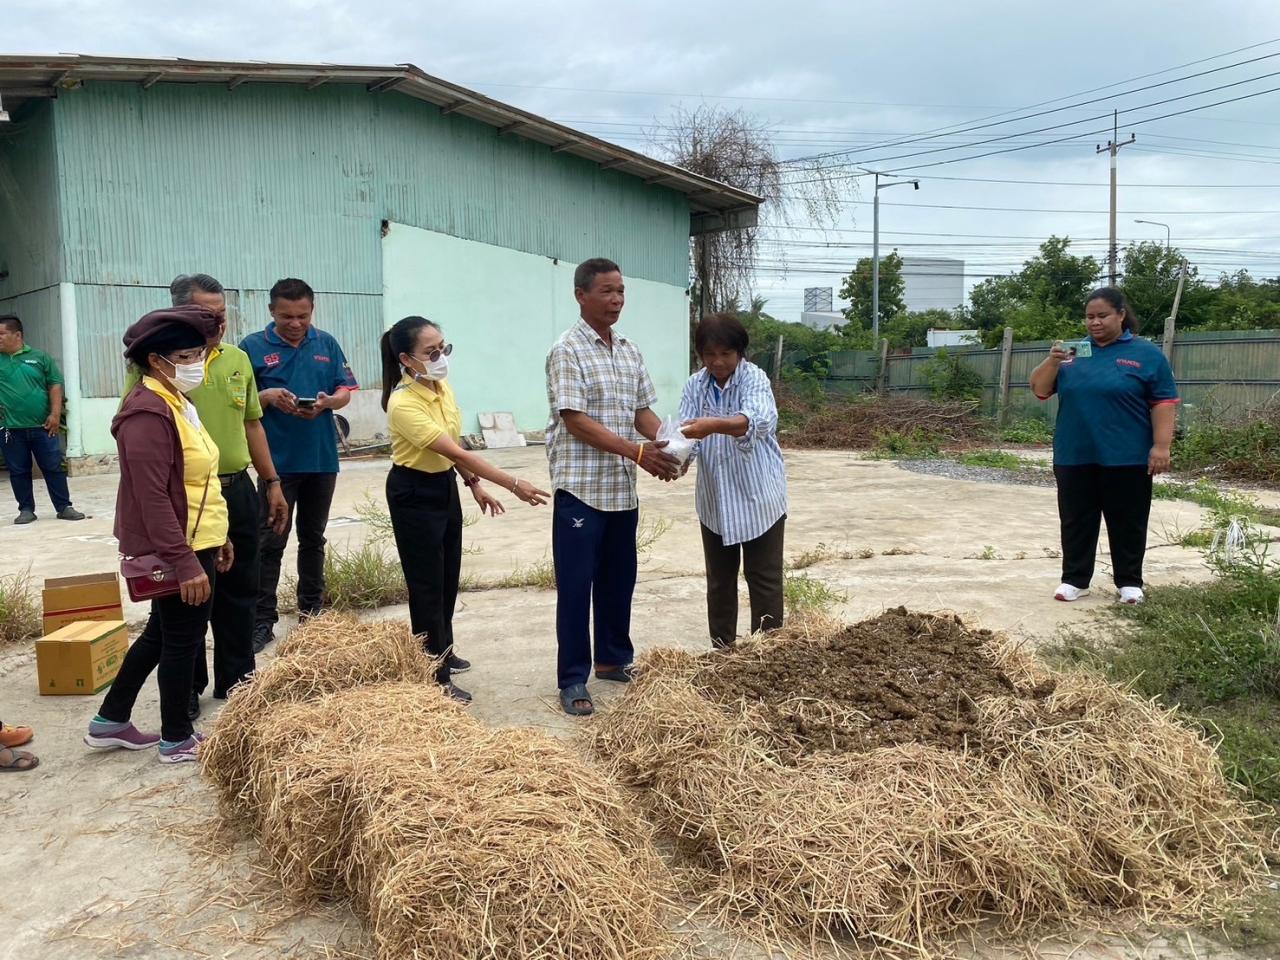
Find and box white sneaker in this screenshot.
[1053,583,1090,602]
[1118,586,1145,605]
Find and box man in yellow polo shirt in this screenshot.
[126,275,288,719]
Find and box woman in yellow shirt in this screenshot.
[87,307,233,764]
[380,315,548,702]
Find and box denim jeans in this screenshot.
[1,426,72,514]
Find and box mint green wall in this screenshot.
[0,101,64,358]
[5,81,695,455]
[382,222,690,435]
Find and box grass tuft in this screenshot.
[0,569,41,645]
[783,574,844,614]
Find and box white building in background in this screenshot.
[901,257,965,313]
[926,328,980,348]
[799,286,846,331]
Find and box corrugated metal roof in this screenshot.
[0,54,762,226]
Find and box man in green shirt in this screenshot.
[0,314,85,524]
[124,275,289,717]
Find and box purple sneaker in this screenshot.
[158,733,206,765]
[84,722,161,751]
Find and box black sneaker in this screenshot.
[14,510,36,525]
[252,623,275,654]
[297,607,322,624]
[187,692,201,721]
[442,682,473,704]
[56,507,86,521]
[446,653,471,674]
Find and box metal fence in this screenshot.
[754,328,1280,424]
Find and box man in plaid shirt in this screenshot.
[545,258,680,715]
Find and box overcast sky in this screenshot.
[9,0,1280,320]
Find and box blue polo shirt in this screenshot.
[239,324,359,474]
[1045,332,1179,467]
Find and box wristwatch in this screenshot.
[263,477,281,485]
[462,475,481,488]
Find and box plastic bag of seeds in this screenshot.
[657,415,695,465]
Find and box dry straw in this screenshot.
[590,610,1266,955]
[201,614,670,960]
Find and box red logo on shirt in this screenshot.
[313,354,331,363]
[264,353,281,367]
[1116,358,1142,368]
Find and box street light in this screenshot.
[1133,218,1171,252]
[866,170,920,338]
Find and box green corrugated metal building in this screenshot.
[0,55,759,459]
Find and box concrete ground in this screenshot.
[0,448,1269,959]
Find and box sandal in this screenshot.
[0,722,33,748]
[0,747,38,772]
[559,683,594,716]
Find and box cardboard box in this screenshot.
[36,620,130,695]
[42,572,124,635]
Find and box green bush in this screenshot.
[921,349,985,402]
[871,428,941,459]
[1173,405,1280,486]
[999,417,1053,444]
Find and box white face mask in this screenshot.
[411,354,449,382]
[165,357,206,393]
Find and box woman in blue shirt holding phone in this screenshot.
[1029,287,1179,605]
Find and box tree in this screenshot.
[658,106,847,315]
[1202,271,1280,330]
[961,237,1101,345]
[732,296,843,366]
[1118,241,1211,331]
[838,250,905,333]
[880,309,968,350]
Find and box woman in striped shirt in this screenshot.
[679,314,789,649]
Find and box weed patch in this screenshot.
[999,417,1053,445]
[491,559,557,591]
[1174,401,1280,486]
[1047,560,1280,804]
[788,542,856,570]
[783,574,844,613]
[956,450,1026,470]
[0,569,41,645]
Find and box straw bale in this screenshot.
[354,728,669,960]
[251,682,475,899]
[204,629,671,960]
[591,610,1265,951]
[200,616,435,816]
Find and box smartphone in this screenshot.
[1068,339,1092,359]
[295,397,317,408]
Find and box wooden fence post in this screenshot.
[876,338,890,393]
[996,326,1015,425]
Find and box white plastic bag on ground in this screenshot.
[657,415,695,465]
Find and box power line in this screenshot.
[781,50,1280,164]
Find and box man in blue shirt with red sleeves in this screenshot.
[240,278,358,651]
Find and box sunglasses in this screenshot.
[415,343,453,363]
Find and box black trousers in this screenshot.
[194,470,259,698]
[387,464,462,685]
[99,549,217,743]
[1055,464,1152,590]
[701,516,786,648]
[256,472,338,627]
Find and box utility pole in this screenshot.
[1096,110,1135,286]
[867,170,919,339]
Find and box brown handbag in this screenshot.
[121,467,212,603]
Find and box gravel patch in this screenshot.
[897,459,1057,487]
